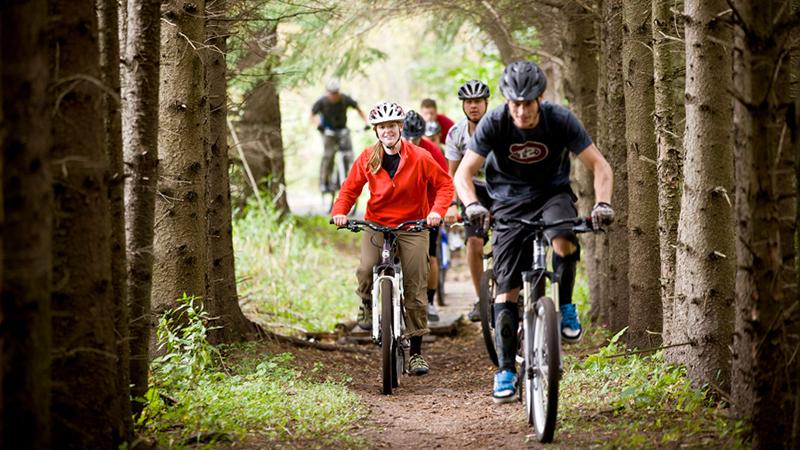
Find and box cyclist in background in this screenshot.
[454,61,614,403]
[402,110,450,323]
[420,98,454,145]
[424,120,443,148]
[310,78,370,193]
[443,80,493,323]
[332,101,454,375]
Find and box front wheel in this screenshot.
[478,269,498,366]
[380,278,394,395]
[525,296,560,443]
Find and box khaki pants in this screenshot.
[356,227,429,337]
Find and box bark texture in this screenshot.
[600,0,629,333]
[673,0,734,389]
[98,0,133,438]
[153,0,208,313]
[622,0,661,348]
[49,0,124,445]
[237,77,289,213]
[121,0,161,412]
[205,0,256,344]
[731,1,800,447]
[1,0,52,447]
[563,1,603,321]
[652,0,684,361]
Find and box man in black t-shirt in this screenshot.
[454,60,615,404]
[309,79,370,193]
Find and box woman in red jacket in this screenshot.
[331,101,454,375]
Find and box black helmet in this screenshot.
[499,60,547,101]
[402,110,426,139]
[458,80,491,100]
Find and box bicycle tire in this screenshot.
[436,240,447,306]
[392,340,403,388]
[478,269,499,366]
[381,278,394,395]
[526,296,560,443]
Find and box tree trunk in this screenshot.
[600,0,630,333]
[1,1,52,447]
[98,0,133,439]
[48,0,125,445]
[121,0,161,414]
[563,1,603,322]
[153,0,208,314]
[237,76,289,214]
[731,2,800,447]
[673,0,735,389]
[205,0,256,344]
[622,0,662,348]
[652,0,684,363]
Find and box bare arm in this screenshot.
[576,143,613,204]
[355,106,369,126]
[454,150,486,206]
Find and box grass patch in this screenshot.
[233,204,361,333]
[559,326,747,448]
[138,297,366,449]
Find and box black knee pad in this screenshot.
[493,302,519,371]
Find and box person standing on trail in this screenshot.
[454,61,614,403]
[420,98,454,145]
[332,101,454,376]
[401,110,449,324]
[442,79,493,324]
[310,78,370,193]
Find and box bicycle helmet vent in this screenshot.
[368,101,406,125]
[458,80,491,100]
[499,60,547,101]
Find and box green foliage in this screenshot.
[233,201,360,333]
[150,295,221,389]
[560,328,746,448]
[139,303,365,448]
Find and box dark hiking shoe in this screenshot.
[408,354,429,376]
[468,300,481,322]
[357,299,372,330]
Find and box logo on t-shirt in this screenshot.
[508,141,549,164]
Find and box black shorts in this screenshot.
[460,181,493,241]
[428,226,439,257]
[491,191,580,294]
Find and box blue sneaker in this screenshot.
[561,303,582,343]
[492,369,517,403]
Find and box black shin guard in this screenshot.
[552,252,578,306]
[493,302,519,372]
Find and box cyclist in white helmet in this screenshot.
[310,78,370,193]
[332,101,454,376]
[443,80,493,322]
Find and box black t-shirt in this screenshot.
[468,102,592,205]
[311,94,358,130]
[381,152,401,179]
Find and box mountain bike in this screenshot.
[334,218,429,395]
[483,215,596,443]
[321,128,356,213]
[435,225,450,306]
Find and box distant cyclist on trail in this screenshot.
[442,79,493,323]
[454,60,614,403]
[310,78,370,193]
[331,101,454,376]
[420,98,454,145]
[401,110,449,323]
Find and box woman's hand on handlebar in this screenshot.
[332,214,348,227]
[427,211,442,227]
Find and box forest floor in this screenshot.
[213,260,744,449]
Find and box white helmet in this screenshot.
[368,101,406,125]
[325,78,340,92]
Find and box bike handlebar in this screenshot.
[329,219,431,234]
[494,216,595,234]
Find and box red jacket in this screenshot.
[332,140,454,226]
[418,137,447,171]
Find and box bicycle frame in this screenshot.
[370,233,404,343]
